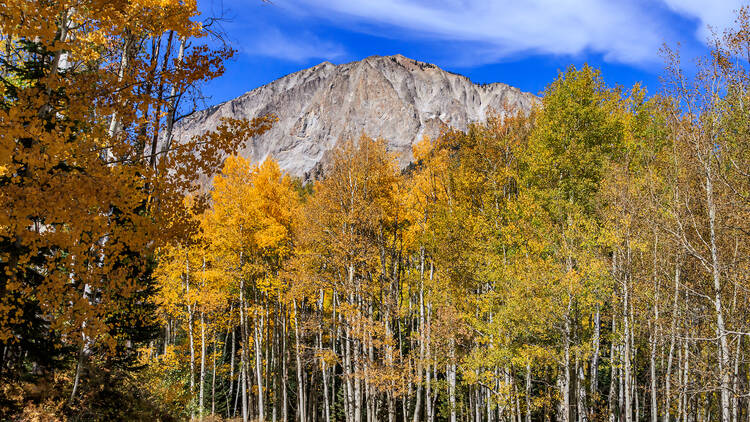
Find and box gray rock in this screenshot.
[174,54,538,179]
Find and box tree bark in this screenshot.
[704,164,731,422]
[449,339,457,422]
[200,311,206,419]
[665,258,680,422]
[240,278,249,422]
[526,361,532,422]
[624,244,633,422]
[591,305,601,401]
[294,300,306,422]
[255,314,266,422]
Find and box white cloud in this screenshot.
[661,0,745,40]
[242,27,346,62]
[274,0,745,66]
[278,0,668,65]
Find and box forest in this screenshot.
[1,1,749,421]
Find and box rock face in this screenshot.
[174,54,538,179]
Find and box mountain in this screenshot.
[174,54,538,179]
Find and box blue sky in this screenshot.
[197,0,746,106]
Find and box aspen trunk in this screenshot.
[272,320,278,422]
[241,364,248,422]
[319,326,331,422]
[265,304,272,422]
[148,30,172,168]
[413,251,426,422]
[344,319,354,422]
[704,166,731,422]
[426,301,434,422]
[665,259,680,422]
[136,37,160,157]
[255,315,266,422]
[48,7,73,76]
[354,340,362,422]
[365,302,375,422]
[282,308,289,422]
[161,36,186,154]
[676,342,683,422]
[212,333,217,416]
[609,317,618,422]
[591,305,601,400]
[186,255,196,403]
[385,318,395,422]
[412,339,424,422]
[577,354,588,422]
[681,339,689,422]
[649,323,657,422]
[240,279,249,422]
[490,383,496,422]
[526,361,532,422]
[609,255,618,422]
[200,312,206,419]
[449,339,457,422]
[731,337,741,422]
[228,326,236,419]
[70,343,85,403]
[649,234,659,422]
[561,302,572,422]
[106,32,133,143]
[294,300,306,422]
[624,244,633,422]
[331,291,338,422]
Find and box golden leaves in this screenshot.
[0,0,272,354]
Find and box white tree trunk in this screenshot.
[591,305,601,400]
[161,36,186,154]
[200,312,206,419]
[294,300,306,422]
[240,279,249,422]
[624,245,633,422]
[704,167,731,422]
[665,260,680,422]
[449,339,457,422]
[255,315,266,422]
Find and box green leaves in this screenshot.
[525,65,625,215]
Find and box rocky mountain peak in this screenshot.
[174,55,538,180]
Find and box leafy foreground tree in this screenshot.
[0,0,271,419]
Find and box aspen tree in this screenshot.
[0,1,272,414]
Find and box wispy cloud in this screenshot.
[241,26,346,63]
[661,0,745,40]
[275,0,744,66]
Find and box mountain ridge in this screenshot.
[174,54,539,179]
